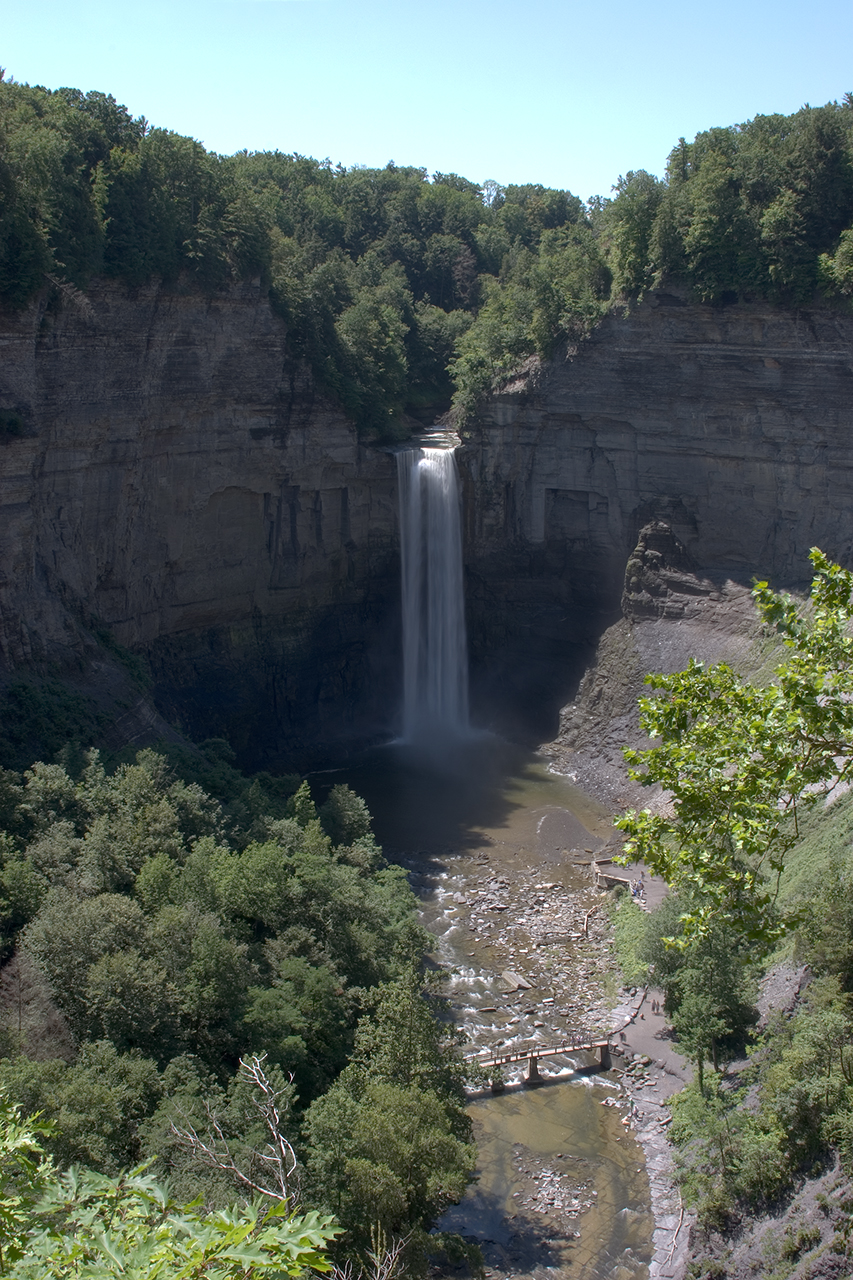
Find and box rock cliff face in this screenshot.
[545,522,761,812]
[2,281,852,766]
[460,292,853,737]
[0,279,400,766]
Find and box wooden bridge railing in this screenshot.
[467,1035,612,1086]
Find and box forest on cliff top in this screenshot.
[2,74,853,437]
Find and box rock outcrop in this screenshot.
[544,522,763,811]
[2,279,852,766]
[621,520,704,621]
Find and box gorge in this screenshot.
[2,279,852,769]
[4,72,853,1280]
[3,260,853,1280]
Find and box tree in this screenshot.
[0,1042,162,1174]
[638,897,757,1092]
[0,1089,338,1279]
[169,1054,300,1204]
[603,170,664,297]
[318,786,373,848]
[616,549,853,949]
[303,964,475,1262]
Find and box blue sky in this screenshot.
[4,0,852,200]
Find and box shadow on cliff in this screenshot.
[468,632,605,748]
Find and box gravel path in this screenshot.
[610,984,692,1280]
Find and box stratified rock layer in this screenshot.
[0,280,399,765]
[2,281,853,763]
[461,292,853,736]
[545,522,763,811]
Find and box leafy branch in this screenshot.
[616,548,853,948]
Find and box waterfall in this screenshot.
[397,445,469,742]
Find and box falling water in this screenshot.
[397,445,469,742]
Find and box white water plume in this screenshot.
[397,446,469,742]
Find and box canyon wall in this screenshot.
[2,280,852,764]
[460,292,853,737]
[0,279,400,766]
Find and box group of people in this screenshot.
[630,876,645,899]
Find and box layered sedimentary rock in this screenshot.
[460,292,853,736]
[545,522,760,810]
[0,279,399,765]
[2,279,852,764]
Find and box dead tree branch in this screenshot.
[170,1052,298,1202]
[331,1227,411,1280]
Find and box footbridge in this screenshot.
[467,1035,612,1090]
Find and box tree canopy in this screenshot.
[0,743,478,1270]
[0,1088,339,1278]
[4,74,852,435]
[610,552,853,1242]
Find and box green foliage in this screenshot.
[598,99,853,304]
[608,892,652,988]
[317,785,372,849]
[0,1043,162,1175]
[3,77,853,438]
[598,170,665,296]
[668,973,853,1223]
[304,964,475,1265]
[0,1089,339,1278]
[450,223,610,413]
[616,549,853,949]
[0,746,420,1206]
[619,549,853,1222]
[647,906,757,1090]
[669,1079,790,1225]
[0,77,607,434]
[819,226,853,295]
[0,681,105,774]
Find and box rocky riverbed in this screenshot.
[417,842,692,1280]
[329,737,691,1280]
[389,760,687,1280]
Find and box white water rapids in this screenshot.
[397,445,469,742]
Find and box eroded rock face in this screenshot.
[3,280,853,766]
[460,292,853,738]
[621,520,706,621]
[544,522,763,811]
[0,279,400,766]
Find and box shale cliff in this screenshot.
[2,281,852,765]
[0,279,400,766]
[459,291,853,737]
[544,521,762,811]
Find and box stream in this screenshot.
[314,734,655,1280]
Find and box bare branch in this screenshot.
[239,1053,299,1197]
[330,1227,411,1280]
[169,1053,298,1202]
[44,273,95,321]
[367,1228,410,1280]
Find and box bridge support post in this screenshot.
[599,1042,612,1071]
[525,1055,542,1086]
